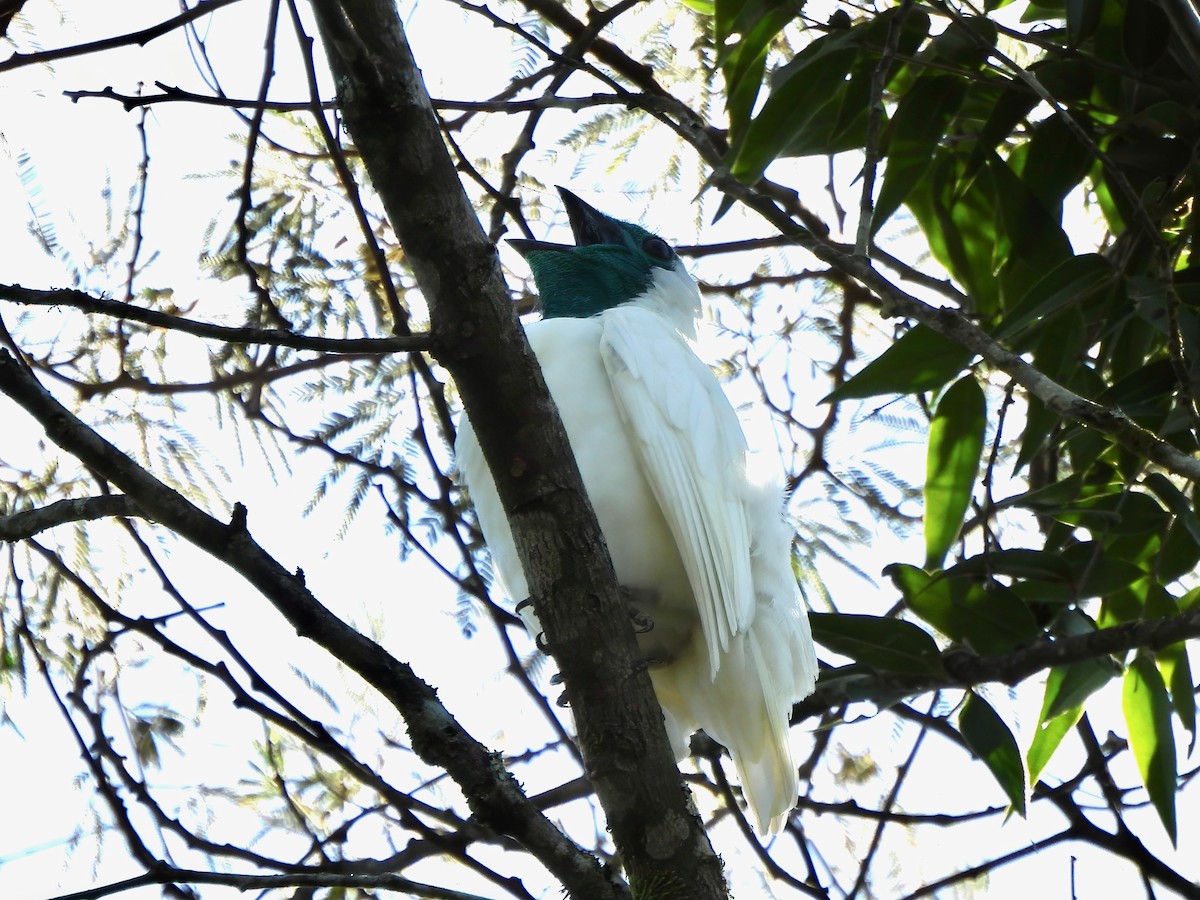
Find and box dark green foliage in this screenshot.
[960,692,1028,815]
[808,611,945,676]
[717,0,1199,842]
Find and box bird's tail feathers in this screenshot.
[734,625,800,833]
[651,602,809,834]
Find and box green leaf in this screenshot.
[1181,585,1200,611]
[1032,57,1095,104]
[1061,542,1147,598]
[1027,613,1109,783]
[1097,357,1177,410]
[965,78,1040,177]
[1102,577,1157,624]
[1044,657,1116,721]
[730,40,860,181]
[925,375,986,568]
[823,325,972,402]
[994,254,1114,342]
[907,148,1003,313]
[1145,590,1197,751]
[1015,308,1086,469]
[1015,114,1096,213]
[886,564,1039,654]
[987,155,1074,301]
[1143,473,1200,546]
[1164,644,1196,754]
[680,0,715,13]
[782,9,933,159]
[949,548,1073,584]
[1123,652,1178,844]
[872,75,968,234]
[1027,703,1082,785]
[721,5,801,136]
[777,73,873,158]
[808,612,944,676]
[960,692,1028,815]
[727,7,934,165]
[715,0,763,47]
[1065,0,1103,45]
[928,16,998,69]
[1156,518,1200,582]
[1009,472,1085,510]
[1065,491,1170,536]
[1123,0,1170,69]
[131,717,162,769]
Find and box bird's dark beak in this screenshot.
[507,238,574,257]
[557,186,626,247]
[506,187,624,258]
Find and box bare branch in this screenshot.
[51,866,496,900]
[0,495,146,540]
[63,81,336,111]
[0,0,244,73]
[63,81,679,117]
[0,284,431,352]
[0,348,614,900]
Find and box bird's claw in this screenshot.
[632,654,671,673]
[515,596,535,615]
[620,586,656,633]
[548,670,569,705]
[629,609,654,633]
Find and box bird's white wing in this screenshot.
[599,304,755,677]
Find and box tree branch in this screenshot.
[51,865,495,900]
[0,348,619,900]
[0,0,244,73]
[510,0,663,94]
[705,173,1200,482]
[63,81,336,111]
[62,81,679,117]
[0,495,146,540]
[0,284,431,352]
[796,609,1200,721]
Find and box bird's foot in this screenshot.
[548,672,571,707]
[515,598,556,654]
[631,653,672,673]
[620,585,656,633]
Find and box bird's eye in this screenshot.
[642,236,673,261]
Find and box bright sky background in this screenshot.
[2,2,1199,899]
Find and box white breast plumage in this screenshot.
[455,266,817,833]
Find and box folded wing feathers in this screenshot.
[600,307,756,677]
[637,426,737,670]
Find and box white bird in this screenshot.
[455,187,818,833]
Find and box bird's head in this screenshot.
[509,187,701,334]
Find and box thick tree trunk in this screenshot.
[308,2,729,898]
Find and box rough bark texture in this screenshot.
[308,1,728,897]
